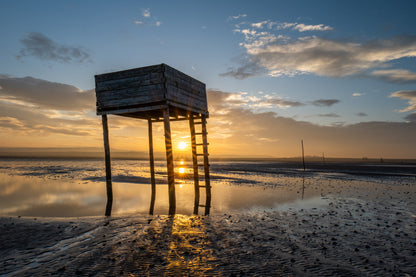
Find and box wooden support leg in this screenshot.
[102,114,113,216]
[201,115,211,216]
[163,108,176,215]
[148,119,156,215]
[189,116,199,215]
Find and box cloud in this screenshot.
[312,99,340,107]
[251,20,270,29]
[0,100,97,137]
[266,99,305,108]
[292,23,333,32]
[142,8,151,18]
[134,8,161,27]
[405,113,416,122]
[390,90,416,112]
[229,14,247,20]
[0,116,26,130]
[0,75,99,138]
[315,113,340,118]
[1,83,415,158]
[356,112,368,117]
[249,20,333,32]
[372,69,416,83]
[353,92,365,97]
[17,32,91,63]
[207,90,416,158]
[220,61,264,79]
[226,21,416,81]
[208,89,341,111]
[0,76,94,111]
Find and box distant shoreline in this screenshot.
[0,155,415,164]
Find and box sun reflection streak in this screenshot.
[166,215,216,275]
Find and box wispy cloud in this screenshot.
[292,23,333,32]
[17,32,91,63]
[372,69,416,83]
[249,20,333,32]
[312,99,340,107]
[356,112,368,117]
[225,18,416,82]
[229,14,247,21]
[142,8,151,18]
[213,90,341,111]
[134,8,161,27]
[353,92,365,97]
[265,98,305,108]
[390,90,416,112]
[316,113,340,118]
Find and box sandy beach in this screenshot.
[1,166,415,276]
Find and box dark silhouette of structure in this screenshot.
[95,64,211,216]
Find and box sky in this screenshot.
[0,0,416,158]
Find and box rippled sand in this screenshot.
[1,174,415,276]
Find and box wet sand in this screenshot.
[1,176,415,276]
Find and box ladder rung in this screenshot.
[199,185,211,188]
[196,153,209,156]
[195,132,207,135]
[199,205,206,207]
[198,164,210,167]
[196,143,209,146]
[194,122,203,125]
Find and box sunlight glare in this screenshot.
[178,142,187,150]
[179,167,185,174]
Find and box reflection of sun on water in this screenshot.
[166,215,215,274]
[179,167,185,174]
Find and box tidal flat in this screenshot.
[0,159,415,276]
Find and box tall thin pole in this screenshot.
[163,107,176,215]
[189,116,200,215]
[102,114,113,216]
[148,119,156,215]
[301,139,305,171]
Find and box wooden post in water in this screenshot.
[163,108,176,215]
[189,116,200,215]
[102,114,113,216]
[301,139,306,171]
[201,115,211,215]
[148,119,156,215]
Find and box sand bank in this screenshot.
[1,181,415,276]
[1,162,415,276]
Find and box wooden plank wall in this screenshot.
[164,65,207,113]
[95,65,165,114]
[95,64,208,116]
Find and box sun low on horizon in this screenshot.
[0,0,415,159]
[177,142,188,151]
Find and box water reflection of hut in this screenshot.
[95,64,211,216]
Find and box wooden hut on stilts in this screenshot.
[94,64,211,216]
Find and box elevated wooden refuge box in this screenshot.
[95,64,211,216]
[95,63,208,119]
